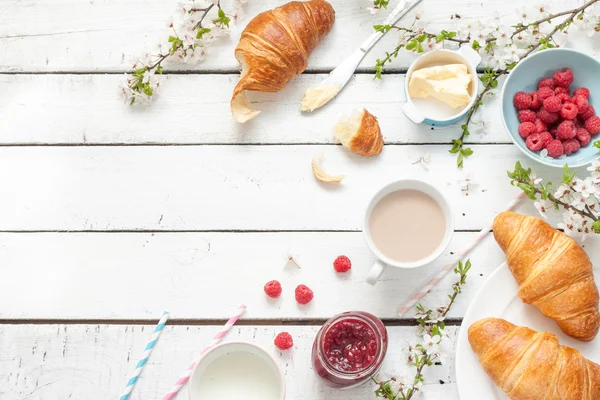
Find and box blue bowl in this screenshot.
[501,48,600,168]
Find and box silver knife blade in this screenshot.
[300,0,423,112]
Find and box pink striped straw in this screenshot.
[397,192,526,317]
[162,304,247,400]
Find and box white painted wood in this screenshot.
[0,0,578,73]
[0,231,509,320]
[0,324,459,399]
[0,74,509,145]
[0,144,554,233]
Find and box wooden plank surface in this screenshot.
[0,231,507,320]
[0,144,545,232]
[0,0,553,73]
[0,74,509,145]
[0,324,459,400]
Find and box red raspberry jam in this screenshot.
[311,311,387,389]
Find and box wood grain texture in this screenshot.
[0,231,510,320]
[0,74,510,145]
[0,144,551,232]
[0,324,459,399]
[0,0,575,73]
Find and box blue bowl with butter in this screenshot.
[501,48,600,168]
[402,47,481,127]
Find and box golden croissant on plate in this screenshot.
[493,211,600,341]
[469,318,600,400]
[231,0,335,123]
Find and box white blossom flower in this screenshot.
[534,199,550,219]
[421,334,441,355]
[503,44,525,63]
[558,210,583,237]
[554,184,571,199]
[570,192,595,211]
[573,178,597,198]
[493,24,512,47]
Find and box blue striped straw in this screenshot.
[120,311,170,400]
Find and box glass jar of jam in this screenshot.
[311,311,388,389]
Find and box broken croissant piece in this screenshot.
[231,0,336,123]
[311,153,344,183]
[333,109,384,157]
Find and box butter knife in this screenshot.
[300,0,423,112]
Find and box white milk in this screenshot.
[196,351,281,400]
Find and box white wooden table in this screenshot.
[0,0,594,399]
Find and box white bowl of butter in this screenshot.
[402,47,481,126]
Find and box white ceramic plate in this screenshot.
[456,262,600,400]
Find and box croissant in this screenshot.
[231,0,335,123]
[333,108,384,157]
[493,211,600,341]
[468,318,600,400]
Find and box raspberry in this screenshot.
[537,109,559,124]
[526,132,547,151]
[534,119,547,133]
[550,127,558,137]
[333,255,352,273]
[573,87,591,99]
[576,128,591,146]
[545,139,564,158]
[560,102,579,120]
[537,77,555,90]
[513,91,532,110]
[585,116,600,135]
[572,95,589,114]
[295,284,314,304]
[518,109,537,123]
[557,120,577,139]
[530,92,543,110]
[543,96,562,113]
[264,280,282,298]
[554,86,570,96]
[562,139,580,155]
[556,93,571,103]
[518,122,536,138]
[554,68,574,88]
[274,332,293,350]
[537,87,555,100]
[579,105,596,121]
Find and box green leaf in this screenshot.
[156,65,163,74]
[196,27,211,39]
[417,33,428,43]
[593,220,600,234]
[471,40,481,51]
[562,164,576,185]
[168,35,177,43]
[447,31,457,38]
[406,40,417,51]
[457,152,464,168]
[461,147,473,157]
[416,42,424,53]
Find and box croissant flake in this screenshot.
[311,153,344,183]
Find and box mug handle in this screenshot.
[401,101,425,124]
[457,45,482,68]
[366,260,386,286]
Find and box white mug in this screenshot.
[364,179,454,285]
[189,342,286,400]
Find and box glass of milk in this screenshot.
[189,342,285,400]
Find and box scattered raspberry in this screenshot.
[554,86,570,96]
[513,92,532,110]
[557,93,571,103]
[585,116,600,135]
[579,105,596,121]
[537,108,559,124]
[572,95,589,114]
[518,122,537,138]
[295,284,314,304]
[534,119,547,133]
[545,139,564,158]
[576,128,591,146]
[560,102,579,120]
[543,96,562,113]
[537,77,555,90]
[554,68,574,88]
[574,87,591,99]
[264,280,282,298]
[562,139,580,155]
[557,120,577,140]
[537,87,555,100]
[526,132,547,151]
[274,332,293,350]
[333,255,352,273]
[529,92,542,110]
[518,109,537,123]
